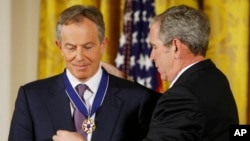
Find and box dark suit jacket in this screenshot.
[144,59,239,141]
[9,71,160,141]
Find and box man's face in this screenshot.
[149,22,177,82]
[56,18,106,82]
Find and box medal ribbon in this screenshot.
[63,68,109,117]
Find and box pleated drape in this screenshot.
[203,0,249,124]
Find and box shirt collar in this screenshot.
[66,66,103,94]
[169,61,198,88]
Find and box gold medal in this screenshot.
[82,118,96,134]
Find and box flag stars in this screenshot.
[145,36,151,48]
[124,11,132,23]
[119,33,126,47]
[116,0,160,91]
[139,32,145,44]
[115,53,125,68]
[142,10,148,22]
[137,77,145,87]
[132,32,138,45]
[137,76,152,89]
[151,2,155,9]
[134,10,140,24]
[130,55,135,68]
[144,55,153,70]
[137,53,153,71]
[148,16,154,24]
[145,77,152,88]
[140,38,145,44]
[137,54,147,70]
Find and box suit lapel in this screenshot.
[46,74,75,132]
[91,77,123,141]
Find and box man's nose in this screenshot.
[75,47,84,60]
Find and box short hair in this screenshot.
[56,5,105,43]
[152,5,210,56]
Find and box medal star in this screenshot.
[82,119,96,134]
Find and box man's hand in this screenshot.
[52,130,86,141]
[101,61,125,78]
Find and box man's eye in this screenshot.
[66,46,75,50]
[84,45,93,49]
[152,45,157,50]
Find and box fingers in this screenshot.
[52,130,69,141]
[52,130,86,141]
[101,61,125,78]
[56,130,65,136]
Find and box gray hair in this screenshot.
[151,5,210,56]
[56,5,105,43]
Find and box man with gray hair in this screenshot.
[103,4,239,141]
[142,4,238,141]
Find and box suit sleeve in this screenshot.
[143,86,205,141]
[8,86,34,141]
[137,89,161,140]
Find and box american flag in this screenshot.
[115,0,162,92]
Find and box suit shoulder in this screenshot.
[22,74,62,89]
[108,74,161,95]
[108,74,146,88]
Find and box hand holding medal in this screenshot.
[52,130,86,141]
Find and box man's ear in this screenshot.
[101,37,108,54]
[172,38,185,59]
[55,40,61,49]
[55,40,64,56]
[172,38,181,52]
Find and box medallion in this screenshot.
[82,118,96,134]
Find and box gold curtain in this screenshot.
[203,0,249,124]
[38,0,249,124]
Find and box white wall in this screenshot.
[0,0,40,140]
[0,0,11,139]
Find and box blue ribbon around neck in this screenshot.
[63,68,109,117]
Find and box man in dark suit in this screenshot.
[142,5,239,141]
[103,4,239,141]
[8,5,160,141]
